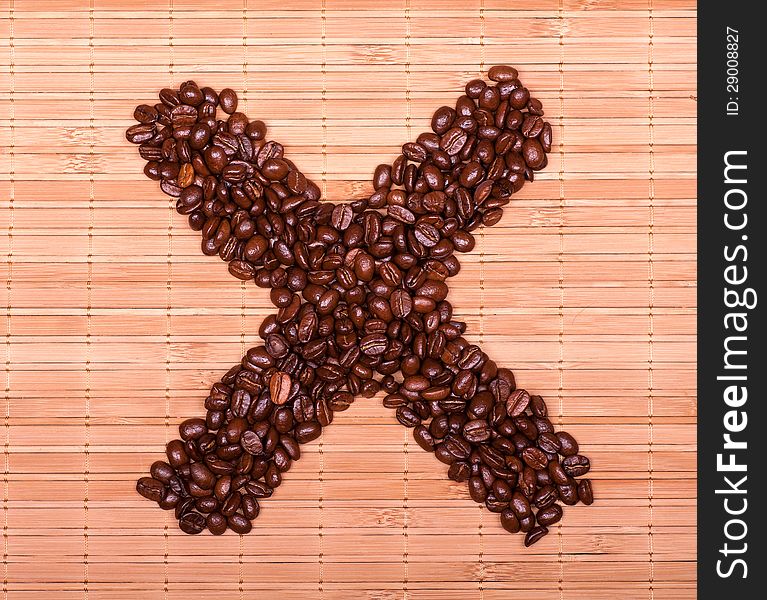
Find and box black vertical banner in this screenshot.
[698,1,765,598]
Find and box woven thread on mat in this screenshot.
[402,2,412,596]
[318,0,328,595]
[164,2,175,597]
[83,1,96,596]
[239,2,249,597]
[556,2,566,597]
[3,2,16,596]
[477,2,486,597]
[646,2,656,598]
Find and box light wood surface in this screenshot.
[1,0,696,598]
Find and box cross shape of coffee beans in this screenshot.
[129,66,594,546]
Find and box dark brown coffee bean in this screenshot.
[150,461,174,484]
[556,432,579,456]
[537,432,561,454]
[558,483,579,506]
[241,430,264,455]
[536,504,563,526]
[228,513,252,534]
[500,509,520,533]
[521,447,548,470]
[506,389,530,417]
[524,525,548,547]
[207,512,228,535]
[448,461,470,482]
[510,491,531,519]
[190,462,216,490]
[533,485,558,509]
[468,476,487,503]
[462,419,491,443]
[179,418,206,441]
[244,481,273,498]
[562,455,591,477]
[126,123,155,144]
[488,65,518,82]
[548,460,570,486]
[219,88,238,114]
[577,479,594,505]
[136,477,164,502]
[440,128,468,156]
[295,422,321,444]
[178,511,206,534]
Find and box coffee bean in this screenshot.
[295,422,321,444]
[500,509,520,533]
[206,512,228,535]
[536,504,563,527]
[462,419,491,443]
[150,461,175,484]
[219,88,238,114]
[269,372,292,405]
[533,485,558,509]
[136,477,164,502]
[223,511,250,534]
[562,455,591,477]
[178,511,207,535]
[577,479,594,505]
[506,389,531,417]
[556,432,579,456]
[524,525,548,547]
[126,123,155,144]
[448,461,470,482]
[537,432,561,454]
[179,418,207,440]
[510,491,532,519]
[488,65,518,82]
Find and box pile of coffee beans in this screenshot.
[129,66,593,545]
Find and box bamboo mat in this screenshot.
[0,0,697,598]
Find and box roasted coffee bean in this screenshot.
[206,512,228,535]
[150,461,175,484]
[448,461,470,482]
[500,509,520,533]
[126,123,155,144]
[524,525,548,547]
[136,477,164,502]
[468,476,487,503]
[533,485,558,509]
[562,455,590,477]
[548,460,570,486]
[558,483,579,506]
[179,418,207,440]
[219,88,238,114]
[179,511,206,535]
[488,65,518,82]
[537,432,561,454]
[506,389,530,417]
[556,432,579,456]
[577,479,594,505]
[241,430,264,455]
[536,503,563,526]
[228,513,253,534]
[269,371,292,405]
[510,491,532,519]
[462,419,491,443]
[295,422,321,444]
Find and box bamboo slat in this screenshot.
[1,0,696,598]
